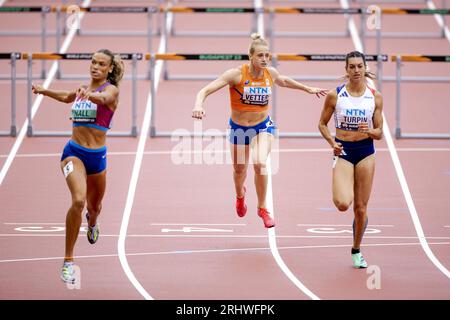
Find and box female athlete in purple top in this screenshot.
[71,81,115,130]
[32,49,124,284]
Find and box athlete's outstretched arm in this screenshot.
[359,91,383,140]
[32,84,77,103]
[318,90,343,156]
[77,85,119,110]
[192,68,241,119]
[268,67,328,98]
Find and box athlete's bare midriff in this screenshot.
[231,109,269,126]
[71,126,107,149]
[335,128,370,142]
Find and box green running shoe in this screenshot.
[86,212,99,245]
[60,261,75,284]
[352,252,368,269]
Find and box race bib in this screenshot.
[336,108,369,131]
[242,86,271,106]
[71,99,97,123]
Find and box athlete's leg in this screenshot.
[60,157,87,261]
[251,132,273,209]
[332,157,354,212]
[231,143,250,198]
[86,170,107,227]
[353,154,375,250]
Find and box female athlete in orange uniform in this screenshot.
[193,34,327,228]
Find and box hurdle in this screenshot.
[0,3,162,80]
[0,6,52,79]
[392,54,450,139]
[165,4,262,38]
[56,5,160,80]
[272,53,388,137]
[24,52,142,137]
[266,5,448,54]
[149,53,388,138]
[266,7,362,47]
[149,53,250,137]
[365,7,450,40]
[0,53,19,137]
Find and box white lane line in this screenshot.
[341,0,450,279]
[4,222,67,225]
[0,0,92,187]
[256,0,319,300]
[297,224,394,227]
[117,5,175,301]
[2,234,450,240]
[427,0,450,42]
[3,147,449,159]
[1,241,449,264]
[340,0,363,50]
[150,223,246,226]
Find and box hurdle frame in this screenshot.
[0,6,52,79]
[0,53,19,137]
[265,3,448,55]
[55,5,160,80]
[167,2,261,38]
[25,52,141,138]
[271,54,388,137]
[150,53,251,138]
[149,53,388,138]
[393,54,450,139]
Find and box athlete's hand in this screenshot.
[31,83,44,95]
[358,122,370,135]
[76,85,89,100]
[307,87,328,98]
[192,106,206,119]
[332,142,344,156]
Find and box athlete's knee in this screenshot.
[253,163,267,175]
[354,204,367,217]
[87,203,102,216]
[71,198,86,212]
[334,199,351,212]
[234,164,247,175]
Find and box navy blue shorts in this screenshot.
[229,116,277,145]
[61,140,107,175]
[335,137,375,166]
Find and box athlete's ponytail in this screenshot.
[249,33,269,55]
[96,49,124,87]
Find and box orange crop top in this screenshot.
[229,64,274,112]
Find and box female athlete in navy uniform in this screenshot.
[193,33,327,228]
[32,49,124,283]
[318,51,383,268]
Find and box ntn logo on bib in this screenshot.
[71,100,97,122]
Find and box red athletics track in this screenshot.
[0,0,449,300]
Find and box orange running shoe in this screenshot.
[257,207,275,228]
[236,186,247,217]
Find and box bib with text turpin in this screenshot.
[334,85,375,131]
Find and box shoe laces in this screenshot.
[258,207,269,217]
[62,261,74,275]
